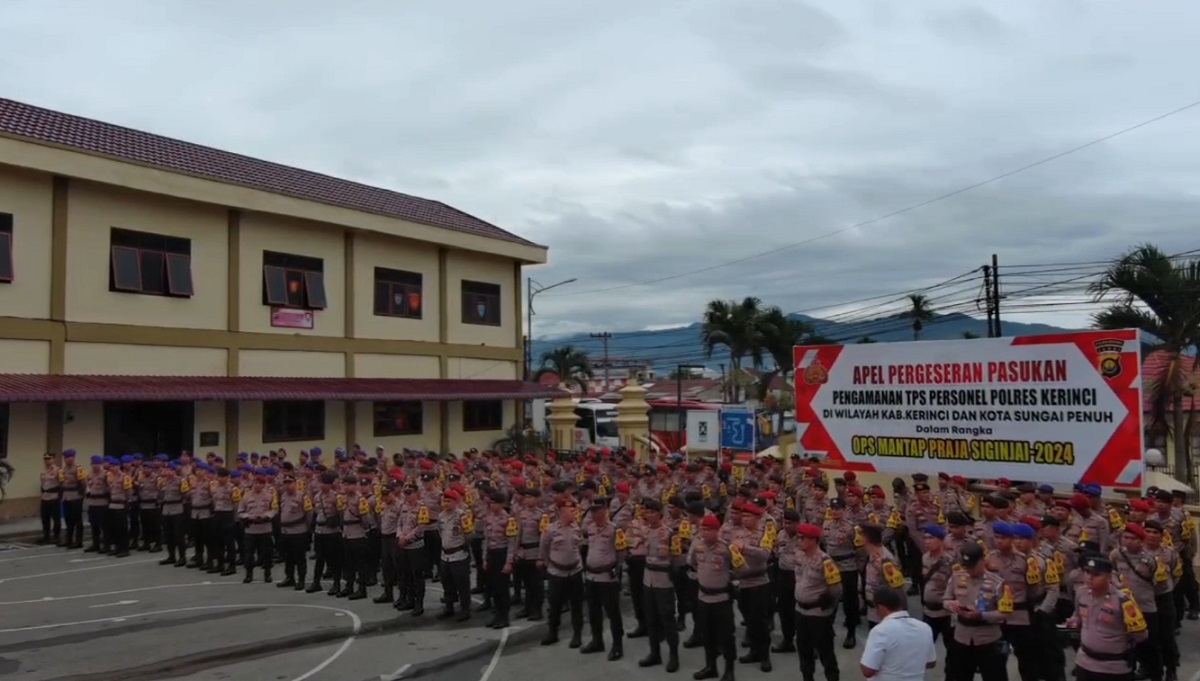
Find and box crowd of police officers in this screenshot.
[36,444,1199,681]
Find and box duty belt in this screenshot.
[442,544,467,555]
[519,542,540,549]
[737,568,768,579]
[586,562,617,574]
[192,504,212,510]
[1081,645,1129,662]
[699,584,731,596]
[549,559,581,572]
[87,494,107,499]
[646,563,671,573]
[830,554,856,561]
[923,601,947,611]
[796,599,825,609]
[282,519,308,528]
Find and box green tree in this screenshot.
[905,293,936,341]
[755,306,834,401]
[701,297,767,402]
[534,345,595,394]
[1088,244,1200,477]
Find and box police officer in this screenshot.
[437,488,473,621]
[39,453,62,545]
[540,496,585,647]
[483,489,518,629]
[396,481,428,616]
[60,450,85,549]
[771,509,802,654]
[238,468,278,583]
[943,543,1009,681]
[861,523,906,631]
[792,523,842,681]
[307,472,343,595]
[690,513,737,681]
[375,481,403,604]
[822,497,861,648]
[1070,556,1149,681]
[581,495,625,659]
[276,474,312,590]
[920,524,956,681]
[513,482,547,620]
[639,497,681,672]
[987,522,1040,681]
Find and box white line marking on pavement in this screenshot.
[479,627,510,681]
[0,558,157,583]
[88,600,139,608]
[68,558,105,563]
[0,602,362,679]
[0,580,237,605]
[380,662,412,681]
[0,548,75,563]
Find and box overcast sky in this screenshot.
[3,0,1198,339]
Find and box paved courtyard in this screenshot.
[1,542,1197,681]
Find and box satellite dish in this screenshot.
[1144,448,1165,466]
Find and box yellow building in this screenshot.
[0,97,562,518]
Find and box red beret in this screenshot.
[846,486,864,498]
[805,467,820,478]
[1129,499,1151,512]
[584,464,599,474]
[1019,515,1042,531]
[796,524,822,539]
[952,475,967,485]
[657,465,670,474]
[720,462,732,472]
[419,459,435,471]
[760,491,778,500]
[844,471,857,482]
[1054,499,1072,509]
[998,478,1012,486]
[452,462,465,474]
[510,460,525,470]
[731,499,745,512]
[1123,523,1146,539]
[443,490,460,501]
[616,482,631,493]
[700,515,721,529]
[600,448,612,457]
[388,467,405,481]
[742,503,765,517]
[1070,493,1091,510]
[510,477,526,489]
[870,488,886,499]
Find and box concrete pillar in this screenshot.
[615,382,651,462]
[546,387,578,454]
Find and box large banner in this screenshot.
[793,330,1144,486]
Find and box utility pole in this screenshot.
[590,332,612,393]
[991,253,1003,338]
[982,265,996,338]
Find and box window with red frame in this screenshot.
[109,227,193,297]
[0,212,15,283]
[373,401,423,436]
[462,280,501,326]
[262,250,327,309]
[373,267,423,319]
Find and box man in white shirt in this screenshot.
[860,586,937,681]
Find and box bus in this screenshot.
[647,398,721,453]
[544,399,620,451]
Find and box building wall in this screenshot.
[62,401,104,457]
[354,401,442,453]
[64,181,230,329]
[239,350,345,378]
[0,339,51,373]
[4,403,48,506]
[352,233,441,343]
[64,343,228,376]
[237,400,347,456]
[445,399,512,453]
[445,358,517,380]
[194,401,226,455]
[0,166,54,320]
[238,212,346,337]
[354,354,440,380]
[444,251,517,347]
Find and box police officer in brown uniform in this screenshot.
[437,488,473,621]
[639,497,681,672]
[106,457,133,557]
[308,472,343,595]
[1111,523,1165,681]
[39,453,62,545]
[1069,555,1149,681]
[987,522,1039,681]
[1142,519,1181,678]
[792,522,842,681]
[188,465,213,568]
[691,513,737,681]
[513,482,547,621]
[158,463,188,566]
[921,524,956,681]
[209,469,239,575]
[483,489,518,629]
[822,497,861,648]
[943,542,1009,681]
[374,481,403,604]
[771,509,802,654]
[276,474,312,590]
[136,458,163,552]
[238,468,278,583]
[540,496,585,648]
[861,523,906,630]
[396,482,427,615]
[731,498,774,672]
[59,450,85,548]
[581,495,626,659]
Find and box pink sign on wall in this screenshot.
[271,308,314,329]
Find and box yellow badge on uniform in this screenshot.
[702,484,712,500]
[679,520,693,540]
[883,561,905,588]
[1079,528,1090,543]
[786,497,796,511]
[759,527,775,550]
[506,517,518,538]
[853,525,865,549]
[1155,558,1169,583]
[123,475,134,490]
[271,491,280,511]
[297,479,307,493]
[615,528,628,551]
[719,483,728,497]
[1108,507,1125,531]
[824,508,833,523]
[670,534,683,556]
[466,490,476,506]
[635,505,644,521]
[358,497,369,515]
[232,487,243,503]
[1163,533,1174,549]
[998,585,1015,614]
[417,505,429,524]
[1174,558,1184,580]
[1044,560,1061,585]
[1026,556,1043,585]
[887,509,903,530]
[729,544,746,569]
[539,513,551,534]
[303,496,314,513]
[1122,596,1148,633]
[375,498,385,514]
[461,511,475,534]
[936,509,946,525]
[181,477,191,493]
[209,479,218,493]
[967,494,978,509]
[868,512,879,525]
[57,469,65,483]
[823,557,842,586]
[575,506,585,524]
[1054,551,1066,572]
[576,472,586,485]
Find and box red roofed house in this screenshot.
[1141,350,1200,460]
[0,98,563,518]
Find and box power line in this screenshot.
[544,98,1200,298]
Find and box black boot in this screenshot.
[541,630,559,646]
[694,657,719,680]
[373,587,395,604]
[276,577,296,588]
[294,574,307,591]
[411,602,424,617]
[263,569,273,584]
[842,630,856,649]
[348,585,367,601]
[159,555,176,566]
[683,632,703,649]
[568,630,582,649]
[608,638,623,661]
[638,646,662,668]
[326,580,341,596]
[243,570,254,584]
[306,579,323,594]
[719,658,735,681]
[667,645,680,673]
[437,606,455,620]
[580,630,605,654]
[628,623,647,639]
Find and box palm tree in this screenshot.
[1088,244,1200,478]
[756,306,834,401]
[905,293,936,341]
[701,297,767,402]
[535,345,595,394]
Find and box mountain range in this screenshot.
[532,311,1079,372]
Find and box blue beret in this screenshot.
[265,467,278,476]
[63,449,77,457]
[921,524,947,539]
[1012,523,1036,540]
[167,460,179,468]
[1037,484,1053,494]
[336,452,348,461]
[237,453,249,460]
[90,455,103,465]
[230,470,243,478]
[155,453,169,461]
[212,456,224,464]
[104,456,118,465]
[1083,484,1102,496]
[993,522,1016,538]
[1073,483,1085,493]
[311,447,322,456]
[132,453,144,461]
[119,455,133,464]
[250,452,260,459]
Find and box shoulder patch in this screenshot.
[823,557,842,586]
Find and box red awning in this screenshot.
[0,374,568,403]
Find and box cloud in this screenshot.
[1,0,1198,342]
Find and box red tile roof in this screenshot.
[0,98,539,248]
[0,375,566,403]
[1141,351,1199,412]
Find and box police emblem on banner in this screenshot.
[1092,339,1124,379]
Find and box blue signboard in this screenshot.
[720,409,756,451]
